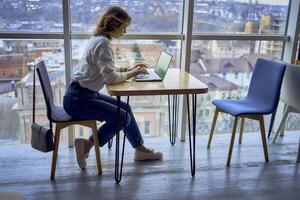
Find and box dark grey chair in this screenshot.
[35,60,102,179]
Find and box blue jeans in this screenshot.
[63,82,144,148]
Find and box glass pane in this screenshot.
[70,0,184,32]
[193,0,289,34]
[0,39,65,145]
[71,39,181,138]
[0,1,63,32]
[191,40,283,135]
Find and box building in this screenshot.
[0,54,28,80]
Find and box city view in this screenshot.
[1,0,298,145]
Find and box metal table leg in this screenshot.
[168,95,179,145]
[114,96,129,183]
[186,94,197,177]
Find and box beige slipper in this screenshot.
[75,138,89,169]
[134,149,163,161]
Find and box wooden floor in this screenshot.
[1,132,300,200]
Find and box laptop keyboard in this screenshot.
[136,70,158,79]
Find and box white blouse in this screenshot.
[72,36,127,92]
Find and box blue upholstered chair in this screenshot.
[207,58,286,166]
[35,60,102,179]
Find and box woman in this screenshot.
[63,6,163,169]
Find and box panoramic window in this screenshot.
[0,0,297,146]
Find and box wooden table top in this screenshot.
[107,68,208,96]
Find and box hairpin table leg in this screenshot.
[168,95,179,145]
[114,96,129,183]
[186,94,197,177]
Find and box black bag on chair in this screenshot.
[31,63,54,152]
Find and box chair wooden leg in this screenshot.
[272,106,290,143]
[258,115,269,162]
[50,124,61,180]
[92,122,102,174]
[239,117,245,144]
[227,117,238,166]
[207,108,219,148]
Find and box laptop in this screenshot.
[135,50,173,82]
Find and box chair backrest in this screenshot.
[280,64,300,111]
[35,60,72,122]
[246,58,286,113]
[35,60,54,121]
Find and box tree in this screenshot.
[132,43,144,63]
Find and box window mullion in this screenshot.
[178,0,194,142]
[63,0,74,147]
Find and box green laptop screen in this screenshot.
[154,51,172,78]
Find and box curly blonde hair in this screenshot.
[92,6,131,39]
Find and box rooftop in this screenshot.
[197,75,239,91]
[198,57,253,73]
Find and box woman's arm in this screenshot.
[94,41,147,84]
[116,66,129,72]
[103,66,147,85]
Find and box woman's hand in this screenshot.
[126,65,148,80]
[136,65,148,74]
[129,63,149,71]
[119,63,148,72]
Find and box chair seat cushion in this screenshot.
[51,105,73,122]
[212,98,273,116]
